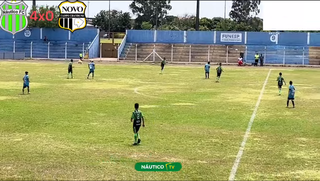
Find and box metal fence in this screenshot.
[3,41,90,59]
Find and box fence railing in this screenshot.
[127,44,310,65]
[3,41,89,59]
[87,30,100,58]
[118,31,127,60]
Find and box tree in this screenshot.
[215,19,237,31]
[199,17,212,30]
[211,17,224,30]
[92,10,131,32]
[170,14,196,31]
[247,17,263,31]
[229,0,261,23]
[141,22,152,30]
[130,0,172,29]
[28,5,59,28]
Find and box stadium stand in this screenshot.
[0,27,99,59]
[118,30,320,65]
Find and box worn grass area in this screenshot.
[0,61,319,180]
[100,38,123,44]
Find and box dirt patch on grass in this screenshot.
[171,103,195,106]
[0,96,18,100]
[67,82,130,90]
[0,82,47,89]
[280,170,320,179]
[286,151,320,159]
[296,137,308,142]
[140,105,159,108]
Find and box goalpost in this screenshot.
[141,45,163,62]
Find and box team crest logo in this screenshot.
[0,0,28,35]
[58,0,87,32]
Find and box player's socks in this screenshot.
[137,133,141,143]
[292,101,295,108]
[134,133,138,143]
[287,100,289,107]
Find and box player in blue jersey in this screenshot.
[204,62,210,79]
[22,71,30,94]
[87,60,95,79]
[287,81,295,108]
[131,103,145,145]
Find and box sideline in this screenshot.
[228,69,272,181]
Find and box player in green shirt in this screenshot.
[277,72,286,95]
[160,57,166,74]
[216,63,224,82]
[67,59,74,79]
[131,103,145,145]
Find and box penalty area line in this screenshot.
[228,69,272,181]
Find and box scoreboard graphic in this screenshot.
[0,0,87,34]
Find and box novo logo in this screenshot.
[62,6,84,13]
[58,0,87,32]
[135,162,182,172]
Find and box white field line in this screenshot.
[228,69,272,181]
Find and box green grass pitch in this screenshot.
[1,61,320,180]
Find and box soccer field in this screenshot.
[1,61,320,180]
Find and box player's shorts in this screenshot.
[23,83,29,88]
[161,65,164,69]
[205,71,209,74]
[278,84,282,88]
[217,72,221,77]
[80,57,83,60]
[68,69,73,73]
[89,69,94,73]
[133,125,141,133]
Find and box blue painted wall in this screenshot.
[14,29,41,40]
[71,27,98,42]
[310,33,320,46]
[42,29,68,41]
[0,27,98,42]
[156,31,184,43]
[247,32,276,45]
[186,31,214,44]
[126,30,154,43]
[0,27,99,58]
[125,30,320,47]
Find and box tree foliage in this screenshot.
[27,5,60,28]
[229,0,261,23]
[141,22,153,30]
[92,10,131,32]
[129,0,172,29]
